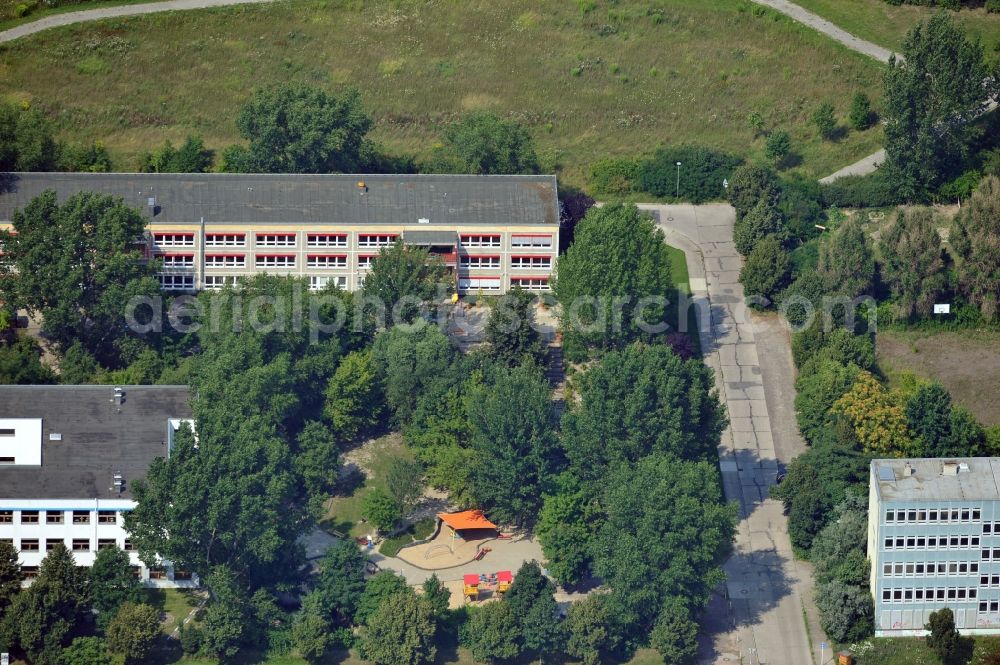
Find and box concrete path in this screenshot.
[819,148,886,184]
[750,0,897,64]
[640,203,827,665]
[0,0,276,44]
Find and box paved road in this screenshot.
[0,0,275,44]
[641,203,826,665]
[749,0,896,64]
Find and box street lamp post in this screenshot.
[675,161,682,197]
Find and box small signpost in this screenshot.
[723,178,729,190]
[2,652,9,665]
[821,642,828,664]
[934,304,951,315]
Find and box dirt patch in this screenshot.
[878,329,1000,426]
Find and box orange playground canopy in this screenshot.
[437,510,497,531]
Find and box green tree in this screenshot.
[294,421,341,516]
[812,103,838,140]
[465,363,559,524]
[561,343,726,484]
[324,349,383,441]
[739,235,791,307]
[485,287,547,367]
[429,110,539,175]
[593,454,736,632]
[464,601,521,663]
[199,598,247,660]
[727,163,781,221]
[0,191,161,365]
[906,383,953,455]
[357,572,412,625]
[105,602,161,664]
[293,592,332,664]
[816,579,873,643]
[880,208,948,319]
[537,483,599,587]
[554,204,673,352]
[927,607,961,662]
[649,597,699,665]
[504,562,565,660]
[951,175,1000,320]
[89,545,141,624]
[0,539,21,614]
[849,92,874,130]
[764,130,791,164]
[362,487,403,533]
[362,240,450,324]
[59,637,114,665]
[565,595,619,665]
[140,135,214,173]
[733,197,787,256]
[817,216,875,298]
[794,359,861,444]
[315,540,368,624]
[59,342,100,383]
[882,13,997,199]
[371,324,460,426]
[0,334,56,384]
[359,593,437,665]
[385,456,424,512]
[0,104,60,171]
[421,574,450,618]
[224,84,373,173]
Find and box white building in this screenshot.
[0,385,197,587]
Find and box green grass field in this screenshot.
[848,636,1000,665]
[793,0,1000,55]
[0,0,885,186]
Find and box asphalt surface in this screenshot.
[642,203,827,665]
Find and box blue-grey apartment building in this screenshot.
[869,458,1000,636]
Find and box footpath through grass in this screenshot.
[0,0,884,186]
[793,0,1000,56]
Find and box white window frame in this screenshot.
[460,234,501,248]
[307,234,348,248]
[204,233,246,248]
[255,233,297,248]
[357,255,376,270]
[203,275,242,290]
[357,234,398,248]
[459,277,501,292]
[158,254,195,269]
[153,233,195,247]
[460,255,501,269]
[255,255,296,269]
[309,275,347,291]
[307,255,348,269]
[510,234,552,249]
[510,277,551,291]
[205,254,246,268]
[159,275,194,291]
[510,255,552,270]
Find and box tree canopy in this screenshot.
[951,176,1000,320]
[879,208,949,319]
[428,111,539,175]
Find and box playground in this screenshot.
[395,510,508,570]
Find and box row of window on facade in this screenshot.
[156,254,553,270]
[884,535,983,549]
[883,561,981,577]
[18,563,188,581]
[886,508,983,523]
[880,587,979,603]
[160,274,553,292]
[1,536,131,552]
[0,509,120,525]
[153,233,554,249]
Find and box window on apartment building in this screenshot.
[22,566,38,579]
[883,564,892,575]
[458,277,501,292]
[949,536,960,547]
[130,565,142,579]
[949,563,959,574]
[309,275,347,291]
[994,522,1000,532]
[0,510,11,524]
[512,254,555,269]
[149,568,167,580]
[205,233,246,247]
[952,510,961,521]
[937,563,947,574]
[882,590,891,601]
[357,255,376,270]
[917,537,926,547]
[971,589,978,599]
[72,539,90,552]
[884,538,893,549]
[123,539,134,551]
[46,511,63,524]
[982,576,989,585]
[886,510,895,522]
[159,275,195,291]
[358,234,398,248]
[904,589,913,601]
[255,254,296,269]
[906,563,915,575]
[20,539,39,551]
[307,254,348,269]
[510,234,552,249]
[205,254,246,268]
[98,539,116,550]
[153,233,195,247]
[893,589,902,601]
[307,234,347,248]
[985,523,993,534]
[20,511,39,524]
[157,254,195,269]
[174,570,193,581]
[460,234,501,248]
[984,549,992,560]
[918,510,927,521]
[972,563,980,573]
[907,537,916,548]
[510,277,551,291]
[981,602,990,613]
[460,255,501,269]
[45,539,61,552]
[915,564,925,575]
[974,509,982,520]
[97,511,117,524]
[929,510,939,521]
[255,233,297,247]
[72,511,90,525]
[915,589,925,601]
[203,275,242,290]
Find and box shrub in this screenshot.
[637,145,742,203]
[812,103,837,140]
[589,157,641,197]
[764,130,791,164]
[988,0,1000,13]
[728,163,781,220]
[361,488,402,533]
[849,93,874,131]
[820,172,901,208]
[739,236,792,308]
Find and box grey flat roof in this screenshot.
[0,173,560,227]
[403,230,457,245]
[872,458,1000,503]
[0,385,191,501]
